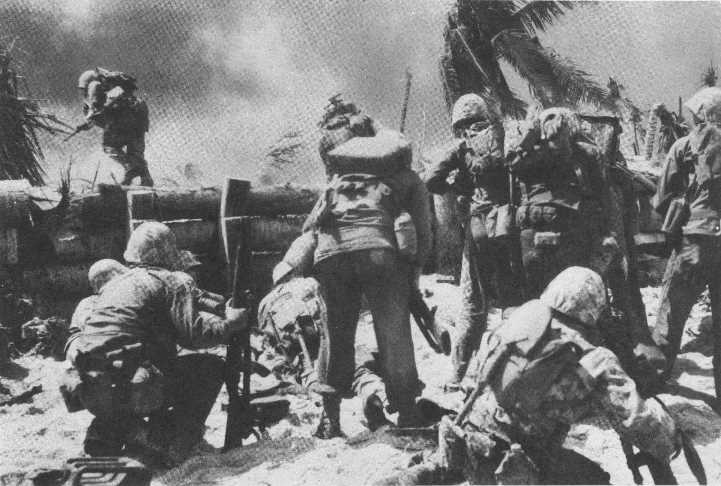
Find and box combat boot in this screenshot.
[363,393,392,431]
[314,395,345,439]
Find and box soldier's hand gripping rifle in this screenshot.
[223,218,290,451]
[63,121,92,142]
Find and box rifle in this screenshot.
[621,396,707,485]
[409,289,449,355]
[221,193,289,451]
[63,121,92,142]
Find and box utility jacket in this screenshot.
[655,126,721,236]
[464,304,677,463]
[424,125,511,211]
[69,266,230,371]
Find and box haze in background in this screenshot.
[1,0,719,186]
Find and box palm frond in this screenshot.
[510,1,573,34]
[702,63,718,87]
[0,45,69,186]
[544,48,607,107]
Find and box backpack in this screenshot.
[322,130,412,225]
[474,300,585,417]
[96,67,138,93]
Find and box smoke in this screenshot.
[0,1,719,186]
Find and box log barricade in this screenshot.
[9,183,321,308]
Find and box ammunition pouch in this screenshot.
[516,203,570,232]
[73,343,166,418]
[660,196,690,236]
[533,231,562,248]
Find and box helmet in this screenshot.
[123,222,182,270]
[88,259,128,293]
[77,69,99,90]
[685,87,721,124]
[537,107,581,141]
[451,93,498,129]
[540,266,606,326]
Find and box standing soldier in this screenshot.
[652,87,721,397]
[305,103,433,438]
[75,68,153,186]
[509,107,619,297]
[425,93,523,390]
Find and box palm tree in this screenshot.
[702,62,718,87]
[440,0,607,119]
[0,41,68,186]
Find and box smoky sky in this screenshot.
[0,0,719,186]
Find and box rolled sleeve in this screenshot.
[582,347,677,461]
[168,272,231,349]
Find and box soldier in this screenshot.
[386,267,679,485]
[509,107,619,297]
[304,106,433,437]
[76,68,153,186]
[258,276,393,430]
[64,222,247,464]
[65,259,128,358]
[424,93,524,390]
[652,87,721,397]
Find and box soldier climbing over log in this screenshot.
[72,68,153,187]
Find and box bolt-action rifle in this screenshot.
[221,187,289,451]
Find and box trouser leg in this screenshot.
[315,256,361,397]
[125,136,153,186]
[352,358,387,409]
[163,354,225,449]
[652,238,707,374]
[84,415,132,456]
[362,250,418,417]
[452,233,487,384]
[709,253,721,399]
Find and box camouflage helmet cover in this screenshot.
[123,222,182,270]
[77,69,99,89]
[685,87,721,124]
[537,107,582,141]
[451,93,499,129]
[540,266,606,326]
[88,258,128,293]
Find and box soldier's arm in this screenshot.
[654,137,693,215]
[581,347,678,462]
[402,169,434,267]
[83,80,105,123]
[168,272,233,349]
[423,141,463,194]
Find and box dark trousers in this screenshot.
[83,353,224,456]
[653,235,721,397]
[453,215,523,383]
[314,249,419,415]
[103,131,153,186]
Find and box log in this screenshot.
[51,228,126,262]
[244,185,321,216]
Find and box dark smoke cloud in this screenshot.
[0,1,719,186]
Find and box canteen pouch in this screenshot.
[394,211,418,261]
[660,196,689,235]
[533,231,561,248]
